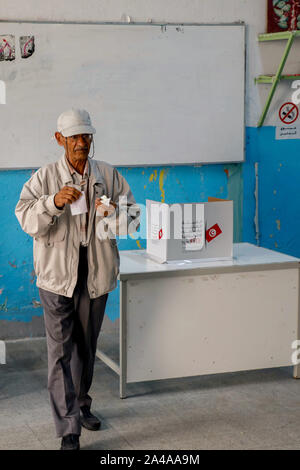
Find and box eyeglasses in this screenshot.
[66,134,92,142]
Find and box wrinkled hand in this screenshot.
[95,198,117,217]
[54,186,82,209]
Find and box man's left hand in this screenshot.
[95,199,117,217]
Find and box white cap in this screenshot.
[57,108,96,137]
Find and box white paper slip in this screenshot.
[100,195,111,207]
[182,204,205,251]
[70,191,88,215]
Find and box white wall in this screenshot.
[0,0,297,127]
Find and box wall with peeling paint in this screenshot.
[0,0,299,338]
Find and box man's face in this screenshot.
[55,132,92,162]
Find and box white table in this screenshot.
[96,243,300,398]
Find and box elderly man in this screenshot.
[15,109,139,450]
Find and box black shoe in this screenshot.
[80,405,101,431]
[60,434,80,450]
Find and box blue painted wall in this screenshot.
[243,127,300,257]
[1,125,299,329]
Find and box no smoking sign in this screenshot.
[279,102,299,125]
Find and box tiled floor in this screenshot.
[0,337,300,450]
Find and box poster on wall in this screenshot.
[0,35,15,61]
[19,36,35,59]
[275,102,300,139]
[268,0,300,33]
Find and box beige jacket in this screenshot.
[15,153,139,298]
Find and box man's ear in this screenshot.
[55,131,65,147]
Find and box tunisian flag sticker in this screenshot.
[206,223,222,243]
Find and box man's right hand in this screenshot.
[54,186,82,209]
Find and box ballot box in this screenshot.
[146,198,233,263]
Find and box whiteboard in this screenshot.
[0,22,245,168]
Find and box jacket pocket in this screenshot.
[109,237,120,269]
[109,238,117,247]
[47,218,67,244]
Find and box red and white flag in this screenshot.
[206,223,222,243]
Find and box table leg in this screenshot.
[293,364,300,379]
[120,280,127,398]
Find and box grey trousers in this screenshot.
[38,245,108,438]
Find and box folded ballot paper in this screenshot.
[100,195,111,206]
